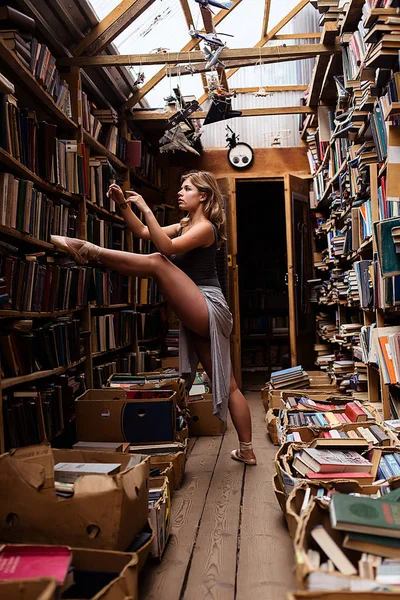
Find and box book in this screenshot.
[0,544,72,585]
[330,494,400,538]
[72,441,130,453]
[54,462,121,483]
[296,448,373,473]
[310,525,358,576]
[343,531,400,559]
[376,559,400,585]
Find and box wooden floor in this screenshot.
[139,392,296,600]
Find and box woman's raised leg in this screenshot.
[54,238,210,338]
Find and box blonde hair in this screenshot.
[180,170,227,247]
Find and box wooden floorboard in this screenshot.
[236,392,296,600]
[139,391,295,600]
[182,422,244,600]
[139,435,223,599]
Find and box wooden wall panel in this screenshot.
[191,147,310,179]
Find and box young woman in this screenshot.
[51,170,256,465]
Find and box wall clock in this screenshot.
[227,142,254,169]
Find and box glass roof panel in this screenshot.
[87,0,319,106]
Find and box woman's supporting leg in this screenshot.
[191,333,256,461]
[61,240,210,338]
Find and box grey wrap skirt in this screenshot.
[179,285,233,422]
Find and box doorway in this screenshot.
[236,180,290,390]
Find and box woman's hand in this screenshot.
[107,183,126,205]
[125,191,151,214]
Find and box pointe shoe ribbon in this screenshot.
[51,235,102,264]
[231,441,257,466]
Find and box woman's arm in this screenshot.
[107,184,179,240]
[128,191,214,255]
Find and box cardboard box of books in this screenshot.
[76,388,177,444]
[130,441,187,491]
[285,480,382,541]
[0,545,139,600]
[148,477,171,559]
[0,444,149,551]
[294,489,400,593]
[275,440,381,499]
[107,373,188,409]
[187,394,227,436]
[0,578,57,600]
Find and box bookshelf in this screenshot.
[0,18,169,452]
[305,0,400,420]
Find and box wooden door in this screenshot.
[217,177,241,387]
[284,174,314,368]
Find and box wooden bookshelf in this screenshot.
[92,343,134,359]
[1,357,87,390]
[0,147,83,202]
[0,39,77,130]
[0,224,54,249]
[0,33,167,452]
[0,308,83,319]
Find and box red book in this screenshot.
[345,402,367,423]
[0,545,72,585]
[125,140,142,168]
[306,471,372,480]
[322,432,331,439]
[335,413,346,424]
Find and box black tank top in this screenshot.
[170,222,221,288]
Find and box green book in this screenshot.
[330,493,400,538]
[374,217,400,278]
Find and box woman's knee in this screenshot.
[148,252,169,277]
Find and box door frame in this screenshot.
[232,176,285,381]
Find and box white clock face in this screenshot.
[228,143,254,169]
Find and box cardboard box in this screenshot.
[274,442,381,499]
[130,442,186,491]
[107,374,188,409]
[0,545,139,600]
[76,388,177,444]
[285,480,382,540]
[188,395,227,436]
[0,578,57,600]
[148,477,171,559]
[0,444,149,550]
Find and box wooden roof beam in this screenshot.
[128,105,315,120]
[73,0,156,57]
[58,43,340,67]
[262,0,271,37]
[121,0,244,110]
[168,52,327,76]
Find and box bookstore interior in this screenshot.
[6,0,400,598]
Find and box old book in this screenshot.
[344,531,400,558]
[0,544,72,585]
[72,441,130,453]
[54,462,121,483]
[310,525,357,576]
[298,447,373,473]
[331,494,400,538]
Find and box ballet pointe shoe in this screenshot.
[231,441,257,466]
[51,235,102,264]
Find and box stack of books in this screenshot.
[292,447,374,482]
[270,366,310,390]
